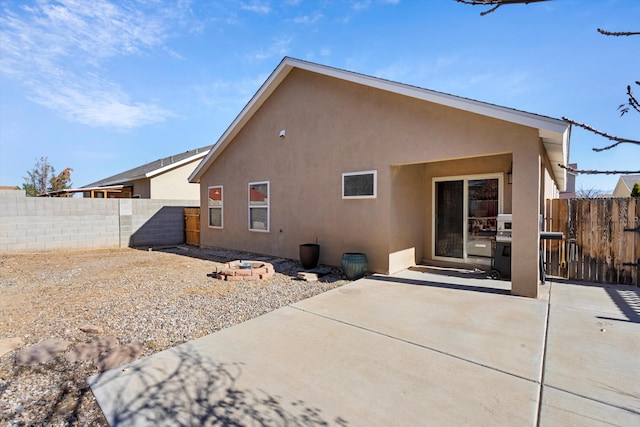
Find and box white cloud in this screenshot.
[27,71,173,128]
[352,1,372,11]
[195,75,268,114]
[239,1,271,14]
[246,37,292,61]
[292,12,323,25]
[0,0,191,128]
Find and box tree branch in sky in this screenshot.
[558,164,640,175]
[455,0,550,16]
[562,117,640,152]
[597,28,640,36]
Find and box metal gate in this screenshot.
[184,207,200,247]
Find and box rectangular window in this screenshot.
[342,170,377,199]
[249,181,269,231]
[208,186,223,228]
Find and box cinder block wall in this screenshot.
[0,193,197,253]
[126,200,195,247]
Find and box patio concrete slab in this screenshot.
[89,270,640,426]
[293,269,548,381]
[90,305,539,426]
[539,386,640,427]
[542,281,640,422]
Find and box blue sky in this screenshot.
[1,0,638,193]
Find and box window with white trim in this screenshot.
[208,186,223,228]
[342,170,377,199]
[249,181,269,231]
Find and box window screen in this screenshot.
[342,170,377,199]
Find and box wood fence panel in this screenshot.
[568,198,579,280]
[558,198,568,278]
[184,207,200,247]
[624,199,639,285]
[545,198,639,286]
[611,199,622,283]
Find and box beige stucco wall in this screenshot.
[613,179,631,197]
[389,164,426,273]
[150,161,201,200]
[199,68,556,296]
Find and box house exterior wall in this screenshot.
[198,68,552,295]
[389,164,425,273]
[150,161,201,200]
[613,179,631,197]
[133,179,150,199]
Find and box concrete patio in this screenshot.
[89,267,640,426]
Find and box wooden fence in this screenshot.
[544,198,639,286]
[184,207,200,247]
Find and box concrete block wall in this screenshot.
[0,195,197,253]
[126,200,197,247]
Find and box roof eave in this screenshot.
[189,57,571,188]
[147,151,209,179]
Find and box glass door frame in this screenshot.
[432,173,504,265]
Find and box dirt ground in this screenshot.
[0,246,347,426]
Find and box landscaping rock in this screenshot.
[0,337,24,358]
[79,324,104,334]
[65,336,119,363]
[298,272,319,282]
[96,343,144,371]
[15,339,71,366]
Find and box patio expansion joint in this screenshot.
[535,281,552,427]
[289,305,540,386]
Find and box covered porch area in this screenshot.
[389,148,552,298]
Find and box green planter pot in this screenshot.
[341,253,367,280]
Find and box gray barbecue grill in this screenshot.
[489,214,564,282]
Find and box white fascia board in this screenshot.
[81,185,125,191]
[146,151,209,178]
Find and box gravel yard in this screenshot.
[0,246,348,426]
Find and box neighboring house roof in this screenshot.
[189,57,571,190]
[613,174,640,197]
[84,145,213,188]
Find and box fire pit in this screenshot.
[214,260,275,281]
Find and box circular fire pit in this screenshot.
[214,260,275,281]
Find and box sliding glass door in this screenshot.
[435,180,464,258]
[434,175,501,263]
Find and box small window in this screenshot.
[342,170,377,199]
[249,181,269,231]
[208,186,223,228]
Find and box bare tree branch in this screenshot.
[618,82,640,116]
[562,117,640,152]
[455,0,550,16]
[597,28,640,36]
[558,164,640,175]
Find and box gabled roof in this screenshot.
[83,145,213,188]
[189,57,571,190]
[620,174,640,190]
